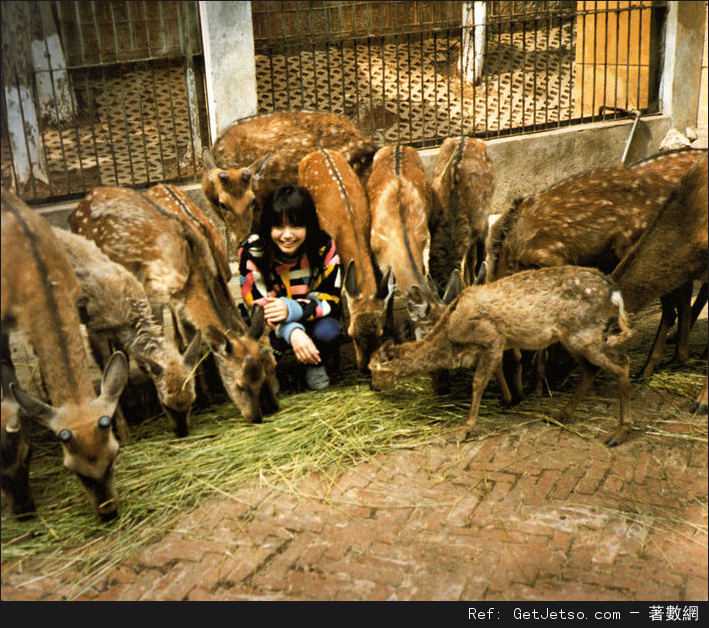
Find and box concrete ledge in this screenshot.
[35,115,672,226]
[419,114,672,213]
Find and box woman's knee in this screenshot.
[311,317,341,344]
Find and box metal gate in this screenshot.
[1,0,206,203]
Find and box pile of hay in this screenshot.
[2,331,706,597]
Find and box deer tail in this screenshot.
[606,290,633,346]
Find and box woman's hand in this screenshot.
[263,296,288,325]
[289,328,321,365]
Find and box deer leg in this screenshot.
[690,374,708,414]
[673,282,694,363]
[639,292,678,379]
[563,342,631,446]
[533,349,547,395]
[452,347,501,443]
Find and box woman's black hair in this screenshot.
[257,185,329,281]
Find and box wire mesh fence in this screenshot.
[1,1,667,204]
[1,0,206,203]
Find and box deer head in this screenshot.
[1,361,35,519]
[11,352,128,522]
[342,260,394,373]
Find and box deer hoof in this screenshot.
[605,427,630,447]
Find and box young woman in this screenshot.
[237,185,342,391]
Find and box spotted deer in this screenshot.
[298,148,394,372]
[52,227,202,437]
[611,155,708,410]
[1,360,35,519]
[370,266,633,446]
[202,110,378,249]
[2,190,129,521]
[367,144,438,341]
[429,136,494,289]
[70,186,274,424]
[481,148,707,398]
[143,183,279,416]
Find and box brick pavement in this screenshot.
[2,403,706,601]
[2,304,708,602]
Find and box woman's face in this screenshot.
[271,220,307,256]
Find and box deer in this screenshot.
[611,155,708,411]
[69,186,276,425]
[480,147,707,400]
[369,265,633,446]
[429,136,495,290]
[2,189,129,521]
[52,227,202,438]
[298,148,394,373]
[1,360,35,519]
[143,183,279,417]
[366,144,437,341]
[202,110,378,250]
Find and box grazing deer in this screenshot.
[480,148,707,398]
[202,110,378,247]
[52,227,202,437]
[429,136,494,289]
[2,190,128,521]
[611,155,708,409]
[143,183,279,416]
[370,266,633,446]
[1,360,35,519]
[298,148,394,372]
[70,186,275,424]
[367,144,438,341]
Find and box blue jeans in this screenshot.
[270,316,342,366]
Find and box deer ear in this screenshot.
[442,269,463,303]
[250,154,272,179]
[343,260,360,298]
[100,351,129,404]
[202,147,218,172]
[183,329,203,369]
[474,261,487,285]
[206,325,232,357]
[377,266,395,302]
[248,305,266,339]
[10,383,56,428]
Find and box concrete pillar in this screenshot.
[199,1,258,144]
[661,1,706,133]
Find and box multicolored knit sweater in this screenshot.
[237,234,342,342]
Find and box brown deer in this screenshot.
[367,144,438,341]
[369,266,633,446]
[2,190,129,521]
[1,360,35,519]
[481,148,707,398]
[143,183,279,416]
[52,227,202,437]
[611,155,708,409]
[429,136,495,289]
[298,148,394,372]
[202,110,378,248]
[201,150,270,253]
[69,186,275,424]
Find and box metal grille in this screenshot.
[252,1,666,147]
[1,1,206,203]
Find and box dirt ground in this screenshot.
[1,299,707,603]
